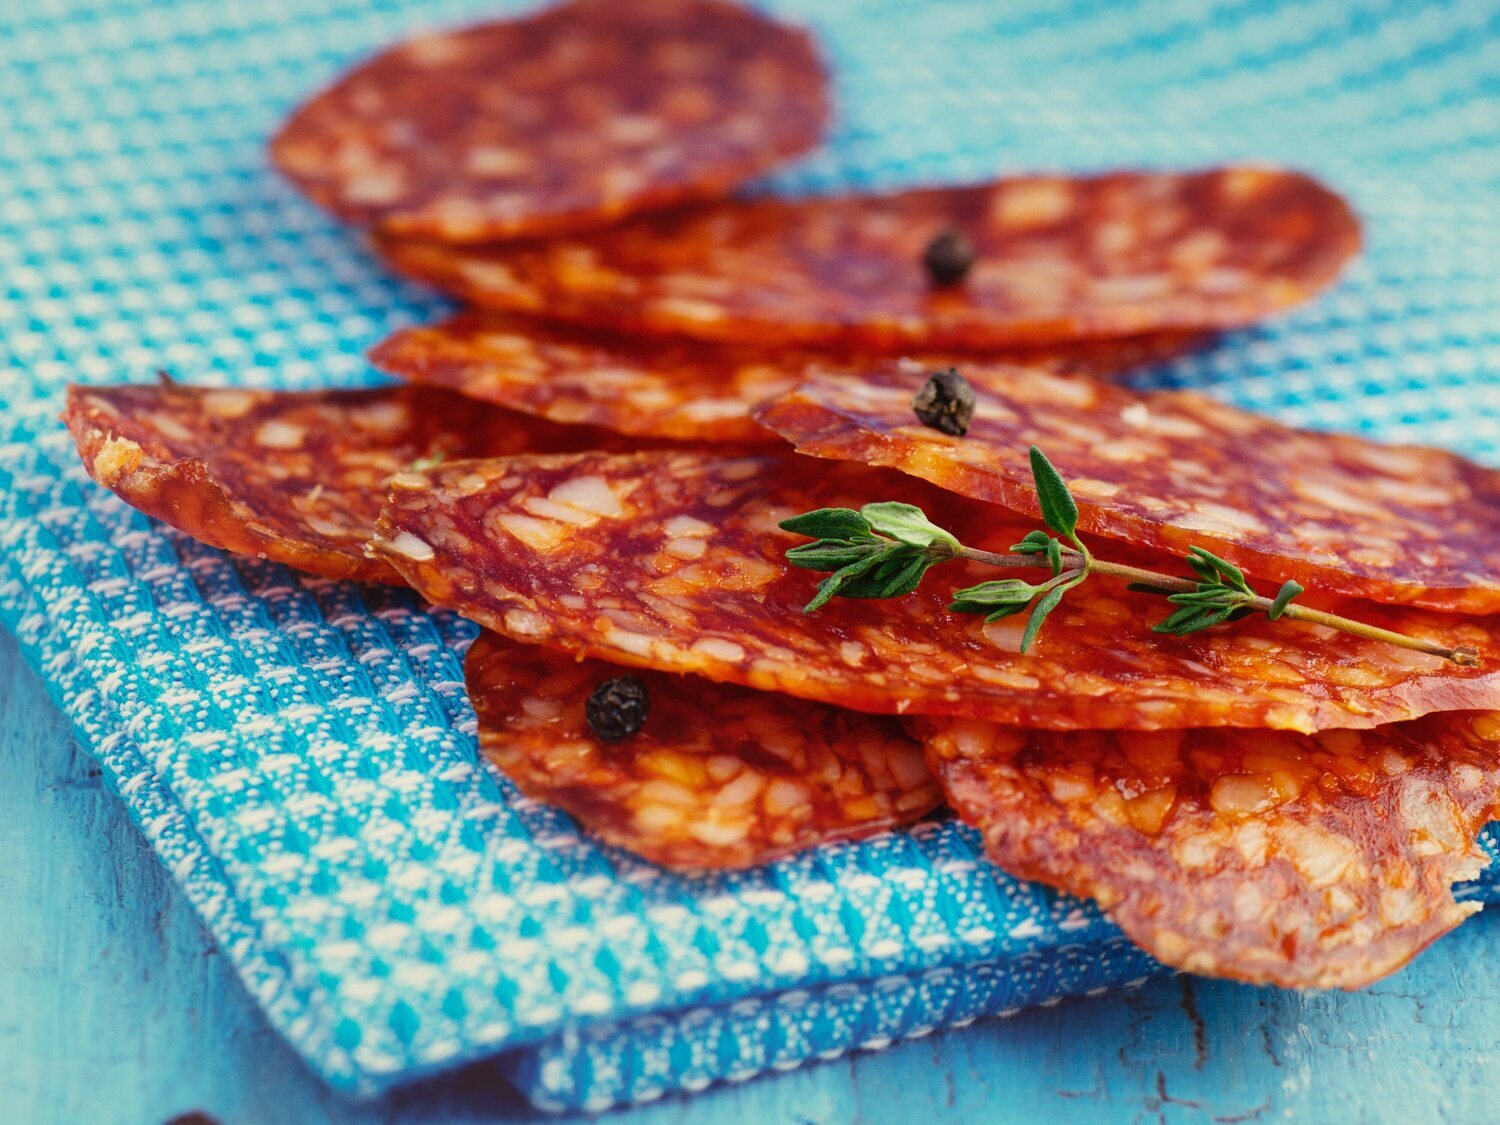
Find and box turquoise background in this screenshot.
[12,629,1500,1122]
[4,0,1500,1118]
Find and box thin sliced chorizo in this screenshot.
[372,450,1500,731]
[65,381,629,583]
[467,630,939,869]
[922,711,1500,989]
[370,309,1201,444]
[271,0,829,241]
[375,167,1358,347]
[755,360,1500,613]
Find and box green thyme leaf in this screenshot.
[785,538,883,571]
[1165,588,1242,606]
[1151,606,1199,634]
[1153,601,1240,635]
[780,508,873,540]
[803,549,889,612]
[1029,446,1079,544]
[1268,579,1304,620]
[803,574,846,613]
[830,545,936,601]
[874,549,935,599]
[951,578,1042,601]
[1187,553,1219,583]
[1186,547,1251,594]
[859,501,960,550]
[1009,530,1052,555]
[1153,606,1215,635]
[1189,604,1241,632]
[950,586,1041,622]
[1020,580,1077,652]
[948,578,1045,616]
[1045,536,1064,576]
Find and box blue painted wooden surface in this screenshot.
[7,621,1500,1124]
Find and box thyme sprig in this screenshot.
[781,446,1480,667]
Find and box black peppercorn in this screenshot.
[911,367,976,436]
[585,675,651,742]
[922,226,976,286]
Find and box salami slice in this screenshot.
[374,167,1359,348]
[270,0,828,242]
[467,630,939,868]
[371,450,1500,732]
[369,309,1202,444]
[64,381,631,584]
[922,711,1500,989]
[755,361,1500,613]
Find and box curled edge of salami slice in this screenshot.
[63,381,629,584]
[369,309,1205,444]
[467,630,940,869]
[922,712,1500,989]
[373,166,1360,349]
[371,449,1500,733]
[753,360,1500,614]
[270,0,830,242]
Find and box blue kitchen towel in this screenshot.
[3,0,1500,1112]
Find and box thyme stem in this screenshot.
[1278,605,1479,666]
[952,546,1479,666]
[781,445,1480,667]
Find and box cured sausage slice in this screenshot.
[755,361,1500,613]
[922,711,1500,989]
[64,381,629,584]
[270,0,828,241]
[369,310,1202,444]
[374,167,1359,347]
[371,450,1500,732]
[467,630,939,869]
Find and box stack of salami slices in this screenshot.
[63,0,1500,993]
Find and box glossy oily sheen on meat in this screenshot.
[755,361,1500,612]
[466,631,939,869]
[64,381,629,584]
[371,450,1500,732]
[374,167,1359,348]
[369,309,1203,444]
[922,712,1500,989]
[270,0,828,241]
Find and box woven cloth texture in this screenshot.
[3,0,1500,1112]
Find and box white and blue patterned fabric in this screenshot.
[3,0,1499,1112]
